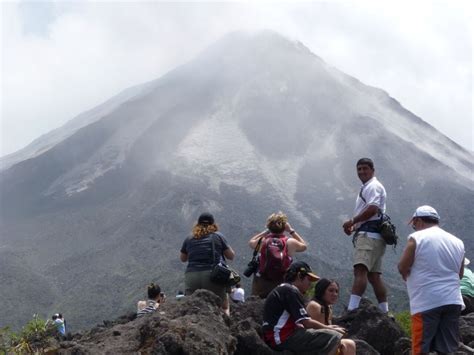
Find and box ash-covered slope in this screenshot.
[1,30,472,330]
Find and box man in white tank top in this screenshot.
[398,205,465,354]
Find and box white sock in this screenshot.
[379,302,389,313]
[348,294,361,311]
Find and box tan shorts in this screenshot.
[353,233,386,273]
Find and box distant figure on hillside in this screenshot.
[262,261,345,354]
[58,313,66,334]
[137,282,165,318]
[306,279,356,355]
[248,212,307,298]
[342,158,390,314]
[230,283,245,303]
[180,212,235,315]
[398,205,465,354]
[52,313,65,336]
[176,290,185,300]
[461,258,474,315]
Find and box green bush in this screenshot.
[0,326,14,355]
[395,310,411,337]
[0,314,57,354]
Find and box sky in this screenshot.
[1,0,472,157]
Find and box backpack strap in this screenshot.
[210,233,225,266]
[252,236,264,258]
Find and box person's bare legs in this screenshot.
[352,264,369,295]
[368,271,389,313]
[348,264,368,310]
[367,272,387,303]
[222,294,230,316]
[340,339,356,355]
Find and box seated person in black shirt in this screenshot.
[262,261,345,355]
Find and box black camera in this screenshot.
[243,259,259,278]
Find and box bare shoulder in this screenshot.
[137,300,147,311]
[286,237,306,254]
[306,300,322,314]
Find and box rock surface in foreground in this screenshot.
[55,291,474,354]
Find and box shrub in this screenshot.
[0,314,57,354]
[395,310,411,337]
[0,326,14,354]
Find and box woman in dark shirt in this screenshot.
[180,212,235,315]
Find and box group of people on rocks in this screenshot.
[136,157,469,355]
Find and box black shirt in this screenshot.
[262,283,310,347]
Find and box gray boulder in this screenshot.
[334,299,407,355]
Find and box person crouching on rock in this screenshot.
[262,261,345,354]
[306,278,356,355]
[180,212,235,316]
[248,211,307,298]
[52,313,65,336]
[137,283,165,318]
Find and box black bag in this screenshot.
[211,263,240,286]
[209,234,241,286]
[379,214,398,246]
[243,236,263,278]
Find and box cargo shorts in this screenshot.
[353,232,386,273]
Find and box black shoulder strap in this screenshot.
[253,236,264,258]
[210,233,224,266]
[360,186,385,219]
[359,186,367,203]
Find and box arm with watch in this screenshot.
[342,205,379,236]
[285,222,307,254]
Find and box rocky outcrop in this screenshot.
[54,291,474,354]
[58,290,236,354]
[335,299,406,355]
[459,312,474,349]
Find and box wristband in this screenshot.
[289,229,296,235]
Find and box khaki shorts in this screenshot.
[353,233,386,273]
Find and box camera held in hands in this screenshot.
[243,258,259,278]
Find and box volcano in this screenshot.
[1,30,472,330]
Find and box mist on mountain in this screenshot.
[0,30,472,330]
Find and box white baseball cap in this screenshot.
[409,205,440,223]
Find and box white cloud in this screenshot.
[1,0,472,156]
